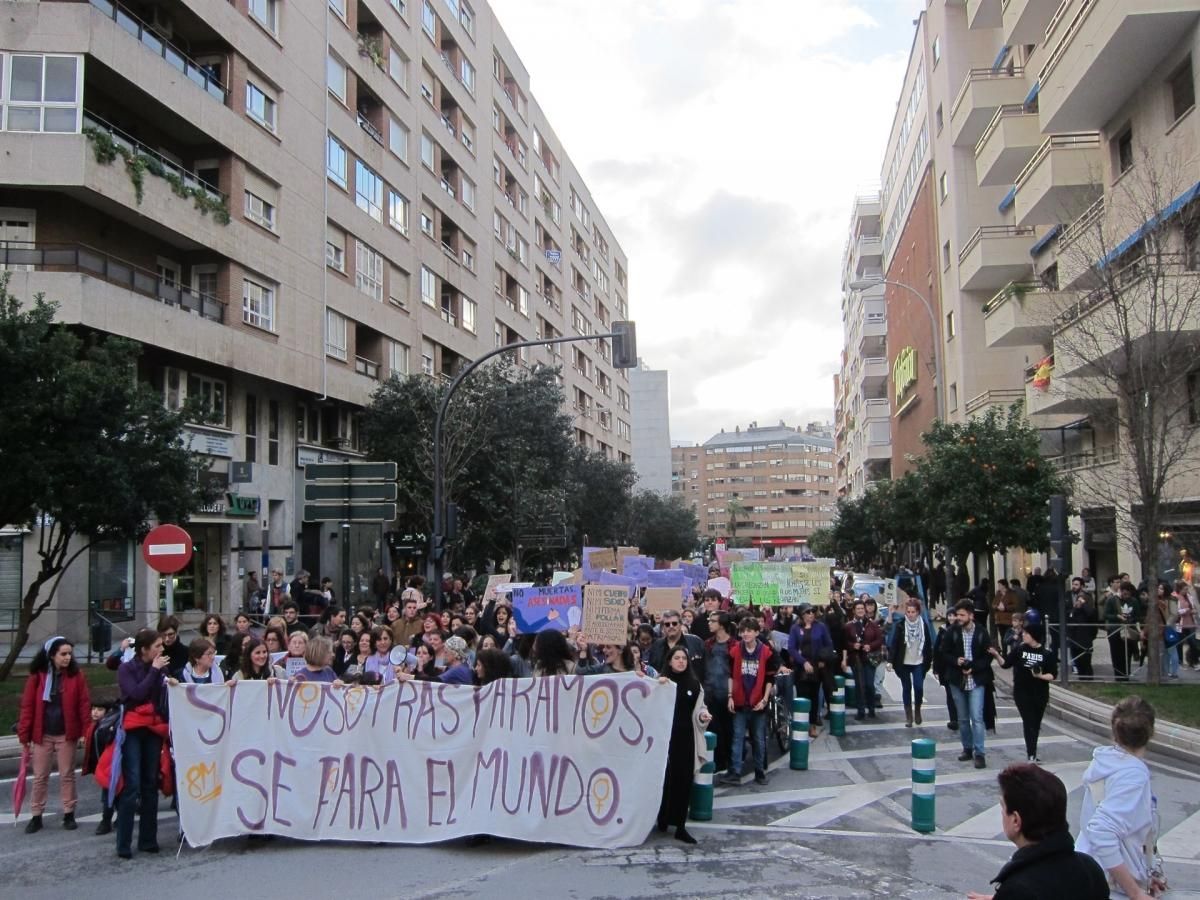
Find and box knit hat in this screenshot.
[1025,620,1046,642]
[444,636,468,659]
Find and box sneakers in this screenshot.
[62,813,77,831]
[719,771,742,786]
[974,754,987,769]
[1027,755,1042,764]
[24,815,42,834]
[95,818,113,836]
[754,771,769,786]
[957,750,974,762]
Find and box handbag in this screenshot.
[1165,626,1183,648]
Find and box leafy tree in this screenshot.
[0,280,211,679]
[725,499,751,548]
[807,526,835,561]
[566,448,636,549]
[915,405,1068,588]
[626,491,699,560]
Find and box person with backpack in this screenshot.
[82,688,121,835]
[17,636,92,834]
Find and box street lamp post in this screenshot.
[848,277,944,421]
[430,323,637,607]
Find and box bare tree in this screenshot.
[1036,150,1200,684]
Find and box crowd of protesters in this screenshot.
[9,564,1182,895]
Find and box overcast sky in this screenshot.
[490,0,927,444]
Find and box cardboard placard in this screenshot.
[583,547,616,573]
[511,584,583,632]
[615,546,640,569]
[621,554,653,584]
[644,587,683,615]
[482,574,513,603]
[581,584,631,645]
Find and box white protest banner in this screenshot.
[582,585,631,645]
[481,574,513,603]
[169,676,674,849]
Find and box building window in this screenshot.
[420,209,434,237]
[942,240,951,270]
[945,310,956,339]
[1115,126,1134,175]
[1186,221,1200,272]
[244,190,275,229]
[327,55,347,103]
[355,160,383,221]
[461,176,475,210]
[244,393,258,462]
[242,277,276,331]
[267,400,279,465]
[935,103,943,134]
[462,297,477,333]
[388,190,409,234]
[355,240,384,301]
[421,338,435,376]
[164,367,228,424]
[517,284,529,316]
[1169,57,1195,123]
[389,340,409,376]
[420,266,436,306]
[327,135,347,187]
[459,1,475,36]
[389,47,409,91]
[329,0,347,18]
[326,237,345,272]
[245,82,276,131]
[422,0,437,36]
[388,115,409,161]
[949,383,958,413]
[249,0,278,33]
[460,58,475,94]
[390,0,407,15]
[420,132,435,169]
[932,36,941,67]
[326,309,348,360]
[938,171,948,202]
[389,266,409,306]
[3,53,82,133]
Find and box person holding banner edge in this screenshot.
[657,645,712,844]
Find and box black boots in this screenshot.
[24,815,43,834]
[62,812,77,831]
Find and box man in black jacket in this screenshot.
[944,600,995,768]
[649,610,706,683]
[968,763,1108,900]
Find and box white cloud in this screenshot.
[490,0,924,442]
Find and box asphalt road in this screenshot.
[2,671,1198,900]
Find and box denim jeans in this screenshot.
[853,660,877,714]
[950,684,986,756]
[115,729,163,856]
[729,707,767,777]
[897,664,926,708]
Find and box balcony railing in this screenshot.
[983,280,1040,316]
[1015,132,1102,188]
[354,356,381,380]
[1048,445,1117,471]
[1059,196,1104,248]
[357,113,384,147]
[951,67,1026,120]
[965,388,1025,414]
[958,224,1038,264]
[0,242,226,322]
[89,0,227,102]
[83,113,225,204]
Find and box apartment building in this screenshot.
[835,193,890,497]
[0,0,632,642]
[672,424,835,556]
[629,361,671,495]
[838,0,1200,581]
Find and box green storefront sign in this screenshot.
[893,346,917,404]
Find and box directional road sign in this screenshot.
[304,462,397,481]
[303,503,397,523]
[304,482,398,503]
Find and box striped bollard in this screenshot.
[790,698,811,770]
[829,689,846,737]
[911,738,936,833]
[690,732,717,821]
[834,674,846,694]
[844,675,857,710]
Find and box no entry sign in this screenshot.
[142,524,193,574]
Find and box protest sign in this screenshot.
[482,574,513,603]
[494,582,533,597]
[285,657,307,679]
[581,585,631,645]
[597,571,639,596]
[551,571,574,586]
[643,587,682,615]
[621,555,653,584]
[583,547,616,574]
[680,563,709,584]
[615,546,640,570]
[730,560,834,607]
[645,568,690,590]
[170,676,674,849]
[884,578,897,608]
[716,549,743,568]
[511,585,583,632]
[707,576,731,598]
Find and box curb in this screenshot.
[1042,682,1200,768]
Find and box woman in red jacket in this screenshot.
[844,599,884,720]
[17,636,91,834]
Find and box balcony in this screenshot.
[354,356,381,380]
[1039,0,1200,132]
[1026,369,1113,417]
[865,440,893,462]
[950,68,1029,147]
[863,398,890,421]
[88,0,228,104]
[862,356,888,390]
[982,281,1064,348]
[862,313,887,339]
[855,234,883,275]
[964,388,1026,417]
[958,225,1037,291]
[1047,445,1118,471]
[968,0,1004,28]
[975,106,1042,186]
[1002,0,1062,44]
[0,242,225,321]
[1014,134,1103,227]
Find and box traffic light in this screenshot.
[611,320,638,369]
[446,503,459,541]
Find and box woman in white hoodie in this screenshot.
[1077,695,1166,900]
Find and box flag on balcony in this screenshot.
[1031,355,1053,390]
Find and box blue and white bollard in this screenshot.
[690,732,717,821]
[911,738,936,833]
[790,698,811,770]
